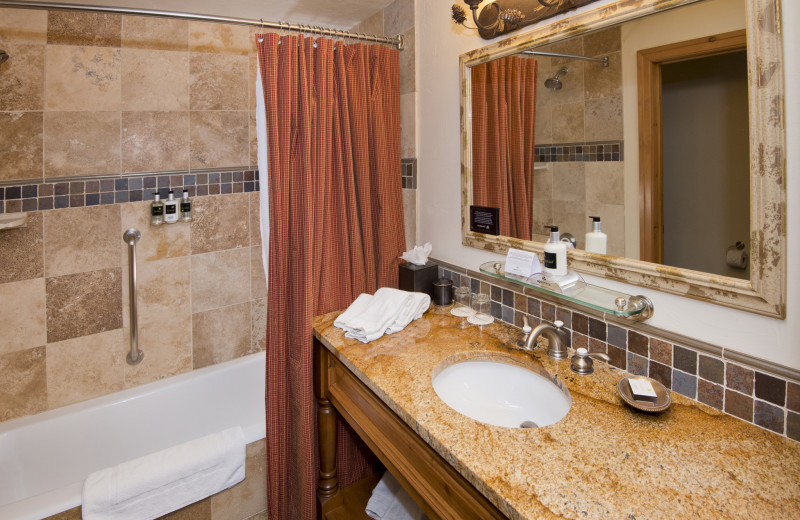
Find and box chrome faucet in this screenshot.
[522,320,568,359]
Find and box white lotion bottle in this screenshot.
[585,216,607,254]
[163,190,179,224]
[543,225,568,276]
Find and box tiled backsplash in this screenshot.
[437,261,800,443]
[534,140,623,163]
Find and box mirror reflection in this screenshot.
[469,0,749,278]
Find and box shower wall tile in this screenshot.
[350,10,384,37]
[190,53,249,111]
[0,112,43,182]
[210,439,268,519]
[249,57,258,110]
[45,267,123,343]
[383,0,414,35]
[0,8,48,44]
[44,46,121,111]
[192,302,252,369]
[190,111,249,169]
[0,211,43,283]
[188,21,251,56]
[47,11,122,47]
[585,162,624,205]
[402,188,417,251]
[121,16,189,52]
[119,201,190,262]
[251,298,267,352]
[191,193,250,254]
[0,278,46,355]
[121,49,190,111]
[44,204,121,277]
[44,111,121,177]
[251,245,267,300]
[534,105,552,144]
[552,162,585,202]
[0,346,47,422]
[399,27,415,94]
[585,51,622,99]
[249,111,258,168]
[401,92,416,158]
[582,25,621,55]
[249,191,262,247]
[191,247,251,313]
[121,111,190,173]
[46,329,125,408]
[585,96,623,141]
[0,43,44,111]
[551,102,584,143]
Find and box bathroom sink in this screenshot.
[432,358,571,428]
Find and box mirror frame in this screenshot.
[460,0,786,318]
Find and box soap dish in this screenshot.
[618,376,671,413]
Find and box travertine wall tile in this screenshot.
[0,112,43,182]
[0,43,44,111]
[190,111,249,169]
[250,245,266,300]
[190,193,250,254]
[44,204,121,277]
[190,53,248,111]
[383,0,414,35]
[45,46,121,111]
[249,112,258,169]
[44,111,121,177]
[192,302,252,369]
[249,57,257,111]
[399,28,415,95]
[119,201,190,262]
[585,96,623,141]
[401,92,415,158]
[403,188,416,250]
[249,191,262,247]
[191,247,251,313]
[0,278,46,355]
[0,8,48,44]
[121,16,189,52]
[46,329,125,408]
[188,22,250,55]
[121,49,189,111]
[46,268,123,343]
[0,346,46,422]
[47,11,121,47]
[551,101,585,142]
[210,439,267,519]
[121,111,190,173]
[251,297,267,352]
[585,51,622,99]
[552,162,585,202]
[585,162,624,205]
[0,211,44,284]
[350,10,383,37]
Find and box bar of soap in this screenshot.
[628,378,658,403]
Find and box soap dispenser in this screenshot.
[585,216,607,254]
[543,225,568,276]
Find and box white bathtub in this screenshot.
[0,351,266,520]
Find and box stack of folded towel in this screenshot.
[334,288,431,343]
[365,471,428,520]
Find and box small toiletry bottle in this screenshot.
[543,225,568,276]
[150,193,164,226]
[163,190,179,224]
[180,189,192,222]
[585,216,607,255]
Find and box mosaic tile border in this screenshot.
[0,170,260,213]
[401,158,417,190]
[534,140,623,163]
[436,260,800,443]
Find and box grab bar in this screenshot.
[123,228,144,365]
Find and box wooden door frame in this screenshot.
[637,29,747,263]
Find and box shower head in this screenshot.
[0,50,9,65]
[544,67,568,90]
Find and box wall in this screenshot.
[417,0,799,374]
[0,9,266,425]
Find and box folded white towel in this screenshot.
[334,288,417,343]
[385,292,430,334]
[82,427,246,520]
[333,293,374,332]
[366,472,427,520]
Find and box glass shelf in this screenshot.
[479,261,653,319]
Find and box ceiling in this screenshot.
[42,0,398,28]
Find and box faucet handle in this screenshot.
[570,347,610,375]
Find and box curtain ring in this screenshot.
[257,18,264,43]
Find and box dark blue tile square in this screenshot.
[0,187,4,200]
[100,191,115,205]
[22,185,37,198]
[86,193,100,206]
[470,278,480,294]
[54,195,70,209]
[100,179,115,192]
[183,174,196,186]
[673,370,697,399]
[5,186,21,199]
[115,178,129,191]
[490,301,502,319]
[501,305,514,324]
[85,181,99,193]
[209,173,221,184]
[627,352,648,376]
[607,324,627,349]
[22,198,37,211]
[244,181,255,192]
[115,191,129,203]
[143,176,157,189]
[158,176,171,188]
[129,190,143,202]
[502,289,514,307]
[221,172,233,183]
[233,171,244,182]
[673,345,697,375]
[128,177,142,190]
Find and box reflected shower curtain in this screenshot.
[472,56,537,240]
[256,33,405,520]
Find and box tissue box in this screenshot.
[399,260,438,297]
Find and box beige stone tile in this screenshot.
[533,166,553,201]
[119,201,190,263]
[189,53,248,111]
[585,162,624,205]
[586,201,625,256]
[0,112,43,182]
[191,247,251,313]
[121,49,189,111]
[249,192,262,247]
[47,11,121,47]
[0,8,47,44]
[399,27,415,95]
[551,200,587,249]
[251,298,266,353]
[44,111,121,177]
[0,43,44,111]
[0,278,46,355]
[552,162,585,202]
[122,16,189,52]
[190,193,250,254]
[583,25,621,55]
[551,101,584,143]
[383,0,414,35]
[46,268,123,343]
[249,111,258,168]
[401,92,415,158]
[547,36,584,68]
[0,211,43,284]
[584,51,621,100]
[161,498,211,520]
[45,46,121,111]
[532,200,553,237]
[541,61,584,106]
[585,96,623,141]
[46,329,125,408]
[192,302,252,369]
[121,111,190,173]
[402,188,416,251]
[249,57,258,111]
[44,204,121,277]
[250,245,266,300]
[211,439,267,518]
[350,10,383,35]
[0,346,46,422]
[123,256,192,387]
[534,104,552,145]
[189,22,250,55]
[190,111,249,169]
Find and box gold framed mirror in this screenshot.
[460,0,786,318]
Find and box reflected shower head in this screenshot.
[544,67,568,90]
[0,50,9,65]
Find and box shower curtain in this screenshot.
[255,33,405,520]
[472,56,537,240]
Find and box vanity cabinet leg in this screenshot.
[317,394,339,499]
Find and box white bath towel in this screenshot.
[366,472,428,520]
[82,426,246,520]
[334,288,430,343]
[385,292,430,335]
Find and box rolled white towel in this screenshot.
[366,472,427,520]
[385,292,430,335]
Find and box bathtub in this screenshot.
[0,351,266,520]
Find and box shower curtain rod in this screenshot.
[521,50,608,66]
[0,0,404,49]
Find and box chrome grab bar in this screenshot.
[123,229,144,365]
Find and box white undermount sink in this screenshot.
[432,357,572,428]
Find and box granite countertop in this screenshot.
[312,306,800,520]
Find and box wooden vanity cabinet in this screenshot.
[314,339,507,520]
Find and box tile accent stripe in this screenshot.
[434,258,800,443]
[534,140,623,163]
[401,158,417,190]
